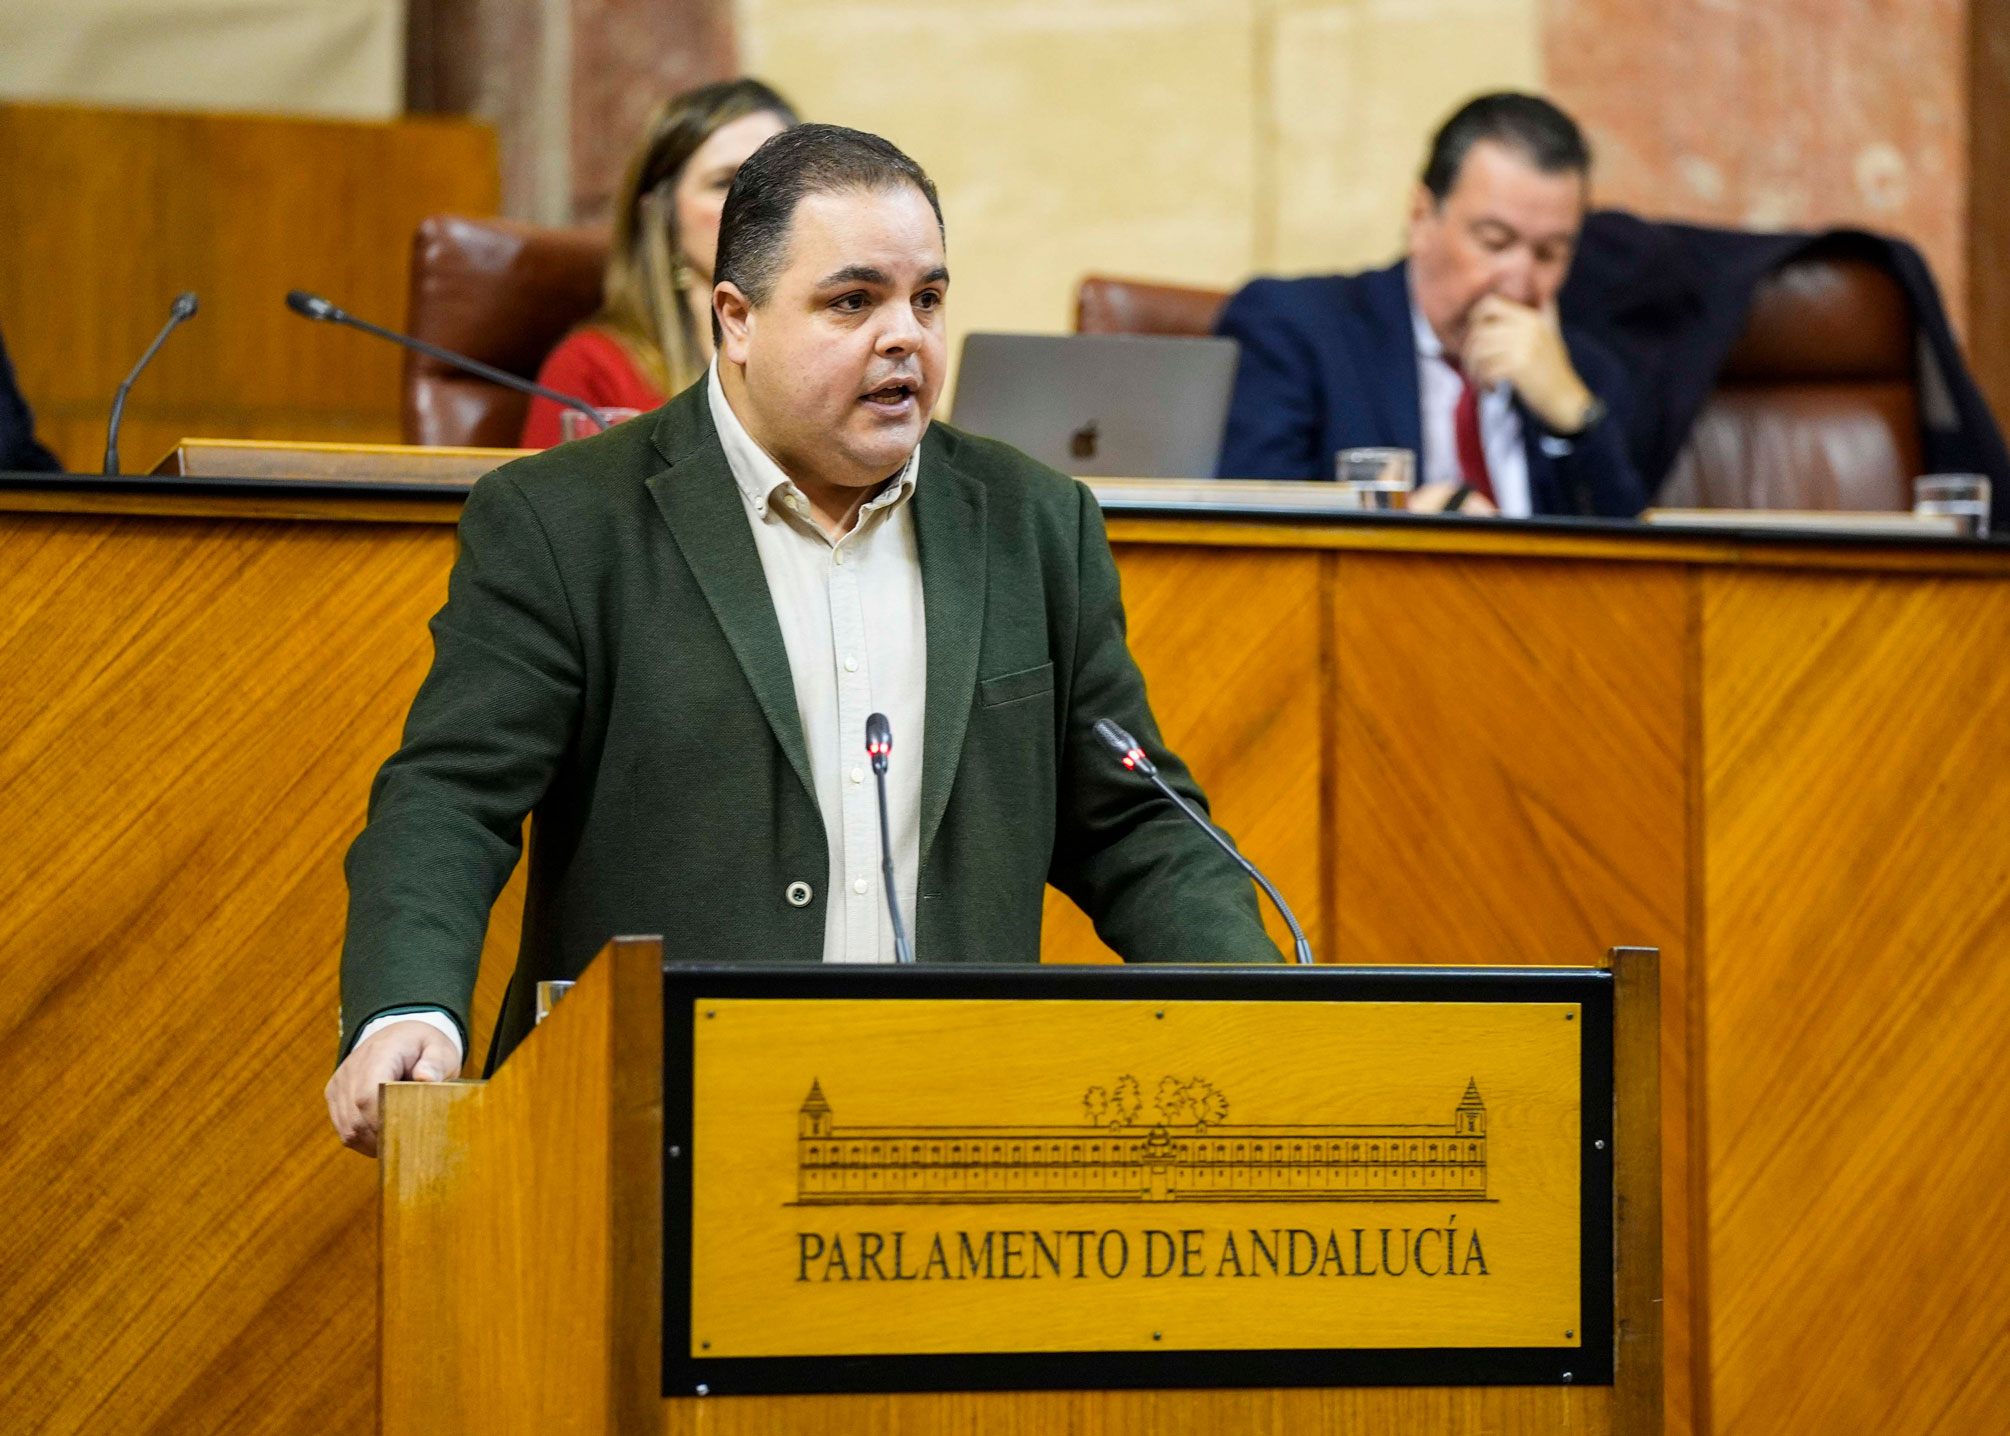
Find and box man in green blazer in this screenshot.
[328,124,1281,1155]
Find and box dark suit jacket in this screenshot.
[1560,211,2010,523]
[1213,260,1648,517]
[1,324,60,473]
[341,380,1281,1068]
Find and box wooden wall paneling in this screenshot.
[1326,552,1693,1435]
[0,103,498,473]
[1041,545,1329,964]
[1698,569,2010,1436]
[0,511,519,1436]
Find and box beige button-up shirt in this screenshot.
[707,362,928,965]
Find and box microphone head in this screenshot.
[1092,717,1156,775]
[865,712,892,773]
[171,292,199,320]
[285,289,338,322]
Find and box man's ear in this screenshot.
[1406,182,1438,235]
[714,282,754,365]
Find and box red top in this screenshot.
[519,326,668,448]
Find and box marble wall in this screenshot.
[417,0,2001,404]
[1546,0,1971,321]
[737,0,1540,388]
[409,0,737,224]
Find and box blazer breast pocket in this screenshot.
[978,661,1055,709]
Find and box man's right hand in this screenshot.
[325,1020,463,1157]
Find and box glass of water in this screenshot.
[1913,474,1991,537]
[1333,448,1417,510]
[559,406,643,442]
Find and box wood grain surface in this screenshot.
[3,483,2005,1434]
[1041,547,1327,964]
[382,935,662,1436]
[381,942,1631,1436]
[1325,552,1694,1435]
[690,997,1584,1357]
[0,102,496,474]
[1697,570,2010,1435]
[156,438,528,482]
[660,1387,1608,1433]
[0,510,521,1436]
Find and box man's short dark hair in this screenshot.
[1421,92,1591,202]
[712,123,943,339]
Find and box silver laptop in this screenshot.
[949,332,1241,478]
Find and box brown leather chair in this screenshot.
[402,215,610,447]
[1075,276,1230,337]
[1658,253,1921,510]
[1076,257,1924,510]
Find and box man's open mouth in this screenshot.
[861,378,919,407]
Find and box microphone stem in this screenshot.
[1145,771,1315,966]
[873,766,914,964]
[104,310,191,476]
[328,308,606,435]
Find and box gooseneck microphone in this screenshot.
[283,290,606,437]
[864,712,916,965]
[104,291,198,475]
[1092,718,1314,965]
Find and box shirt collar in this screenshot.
[706,360,919,523]
[1407,274,1447,362]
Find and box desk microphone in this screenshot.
[865,712,915,964]
[104,291,198,475]
[283,290,606,437]
[1092,718,1314,965]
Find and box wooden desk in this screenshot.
[3,470,2006,1436]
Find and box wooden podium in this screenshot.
[380,940,1660,1435]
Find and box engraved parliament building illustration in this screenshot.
[795,1078,1488,1204]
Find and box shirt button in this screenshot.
[834,550,845,566]
[843,656,858,672]
[849,766,864,784]
[853,877,869,895]
[785,881,814,908]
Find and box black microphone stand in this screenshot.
[284,290,606,437]
[105,292,198,475]
[1092,718,1314,965]
[865,713,915,964]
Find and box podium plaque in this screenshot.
[665,964,1614,1395]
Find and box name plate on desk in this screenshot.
[663,965,1612,1395]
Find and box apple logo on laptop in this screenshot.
[1069,420,1099,460]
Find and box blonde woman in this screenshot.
[521,78,797,447]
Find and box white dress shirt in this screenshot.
[1411,295,1533,518]
[354,363,929,1062]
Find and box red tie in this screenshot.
[1445,358,1496,504]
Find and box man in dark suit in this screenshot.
[327,124,1281,1154]
[1216,93,1646,518]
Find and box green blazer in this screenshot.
[341,381,1281,1068]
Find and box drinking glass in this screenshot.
[534,980,576,1024]
[559,406,643,442]
[1912,474,1991,537]
[1333,448,1416,510]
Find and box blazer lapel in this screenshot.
[1359,261,1425,454]
[644,389,817,807]
[913,434,987,868]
